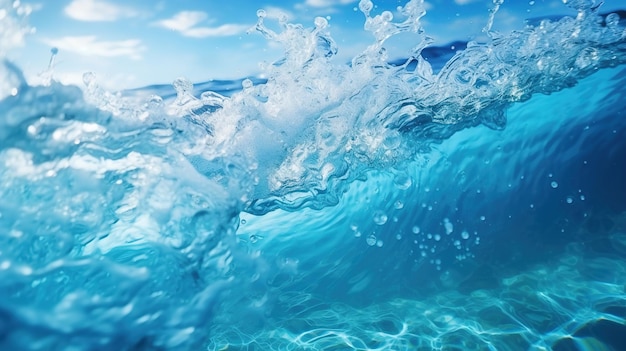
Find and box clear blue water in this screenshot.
[1,1,626,350]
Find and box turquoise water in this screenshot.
[1,1,626,350]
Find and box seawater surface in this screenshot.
[1,0,626,350]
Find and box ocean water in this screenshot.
[1,1,626,350]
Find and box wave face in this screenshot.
[1,0,626,350]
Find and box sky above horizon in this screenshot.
[6,0,625,90]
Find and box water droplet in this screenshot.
[314,16,328,29]
[242,78,253,90]
[359,0,373,14]
[256,9,266,18]
[381,11,393,22]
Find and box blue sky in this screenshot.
[8,0,624,89]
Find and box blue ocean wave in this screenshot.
[1,0,626,350]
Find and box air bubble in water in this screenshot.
[366,234,377,246]
[605,13,620,27]
[412,226,420,234]
[443,218,453,235]
[551,181,558,188]
[461,231,470,239]
[394,174,412,190]
[566,196,574,204]
[373,210,388,225]
[383,131,401,149]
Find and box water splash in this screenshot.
[0,0,626,350]
[39,47,58,87]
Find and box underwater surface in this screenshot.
[1,0,626,350]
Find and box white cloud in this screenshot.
[454,0,481,5]
[183,24,250,38]
[42,36,145,60]
[154,11,206,32]
[64,0,136,21]
[153,11,249,38]
[304,0,356,8]
[295,0,356,15]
